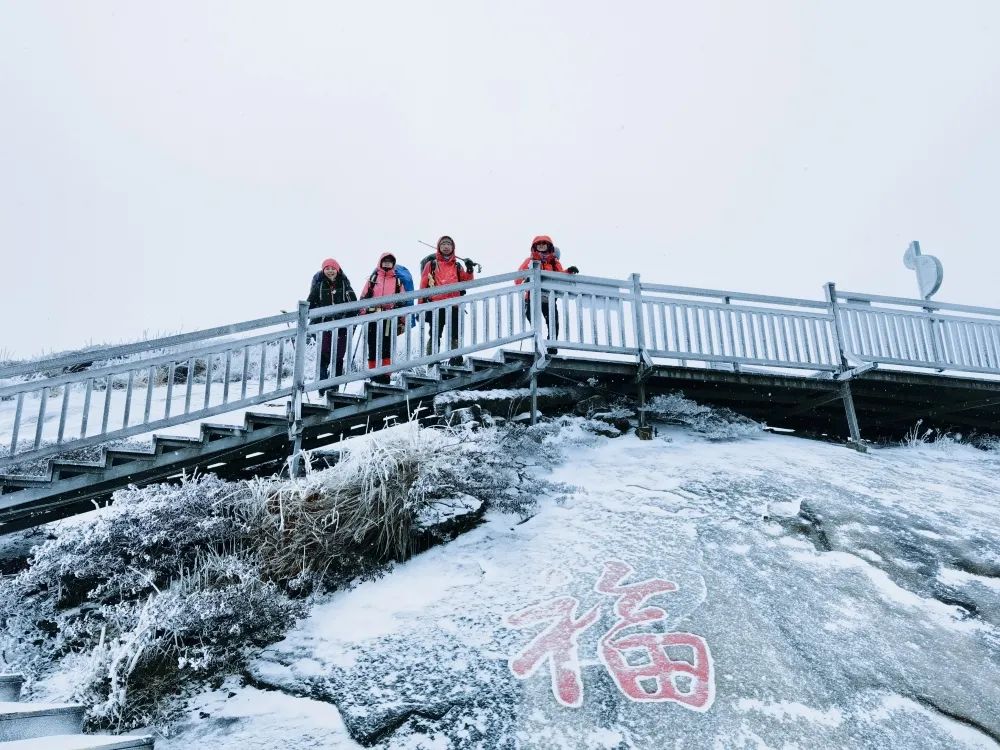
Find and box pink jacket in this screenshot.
[360,252,404,309]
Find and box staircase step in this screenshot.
[300,403,333,418]
[365,382,408,399]
[0,476,52,494]
[244,413,288,429]
[469,357,505,372]
[0,734,154,749]
[50,461,106,480]
[501,350,535,365]
[105,450,156,469]
[437,364,475,378]
[325,392,366,409]
[0,674,23,702]
[200,423,247,441]
[401,373,440,387]
[153,436,203,455]
[0,702,85,742]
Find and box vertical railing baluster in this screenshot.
[33,389,48,449]
[80,378,93,438]
[122,369,135,428]
[257,343,266,396]
[204,353,215,405]
[165,363,175,418]
[100,376,113,435]
[746,312,767,359]
[57,383,70,443]
[240,347,250,400]
[10,392,24,456]
[223,350,232,404]
[276,339,285,390]
[144,365,155,424]
[184,357,196,413]
[657,302,668,352]
[722,299,736,361]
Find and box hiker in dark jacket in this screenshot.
[307,258,357,383]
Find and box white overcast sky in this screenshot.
[2,1,999,358]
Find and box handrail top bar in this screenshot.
[641,282,830,309]
[835,290,1000,317]
[0,311,296,379]
[0,327,291,399]
[307,270,529,320]
[538,270,629,288]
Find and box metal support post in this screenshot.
[288,300,309,477]
[825,282,866,451]
[530,370,539,426]
[839,381,866,452]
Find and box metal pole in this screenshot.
[530,262,543,425]
[824,283,865,451]
[288,300,308,477]
[531,262,545,361]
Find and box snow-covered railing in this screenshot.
[829,285,1000,375]
[3,269,999,469]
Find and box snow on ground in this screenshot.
[150,424,1000,749]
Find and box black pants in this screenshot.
[366,318,397,368]
[524,299,559,340]
[425,306,461,355]
[319,327,348,380]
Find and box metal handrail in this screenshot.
[3,270,1000,470]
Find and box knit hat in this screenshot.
[321,258,341,272]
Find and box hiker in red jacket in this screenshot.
[359,252,406,383]
[516,235,579,354]
[420,235,474,364]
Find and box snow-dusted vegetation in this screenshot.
[0,415,610,732]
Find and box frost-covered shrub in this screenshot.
[646,392,762,441]
[72,552,302,731]
[15,474,248,609]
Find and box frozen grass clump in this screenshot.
[0,418,585,731]
[646,392,762,441]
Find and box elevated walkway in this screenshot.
[0,356,524,532]
[3,269,999,533]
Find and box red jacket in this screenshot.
[360,252,404,310]
[420,238,473,302]
[516,235,567,299]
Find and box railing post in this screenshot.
[530,262,544,425]
[825,282,865,452]
[288,300,308,477]
[724,296,740,373]
[630,273,653,431]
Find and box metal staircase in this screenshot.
[0,355,526,533]
[0,673,153,748]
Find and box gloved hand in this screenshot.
[567,266,580,275]
[464,259,475,274]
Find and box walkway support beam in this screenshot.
[825,282,866,451]
[288,300,308,477]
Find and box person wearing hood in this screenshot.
[307,258,357,387]
[359,252,406,383]
[516,235,579,354]
[420,235,474,364]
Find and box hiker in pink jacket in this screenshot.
[359,252,406,383]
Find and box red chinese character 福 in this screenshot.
[506,596,600,708]
[595,560,714,710]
